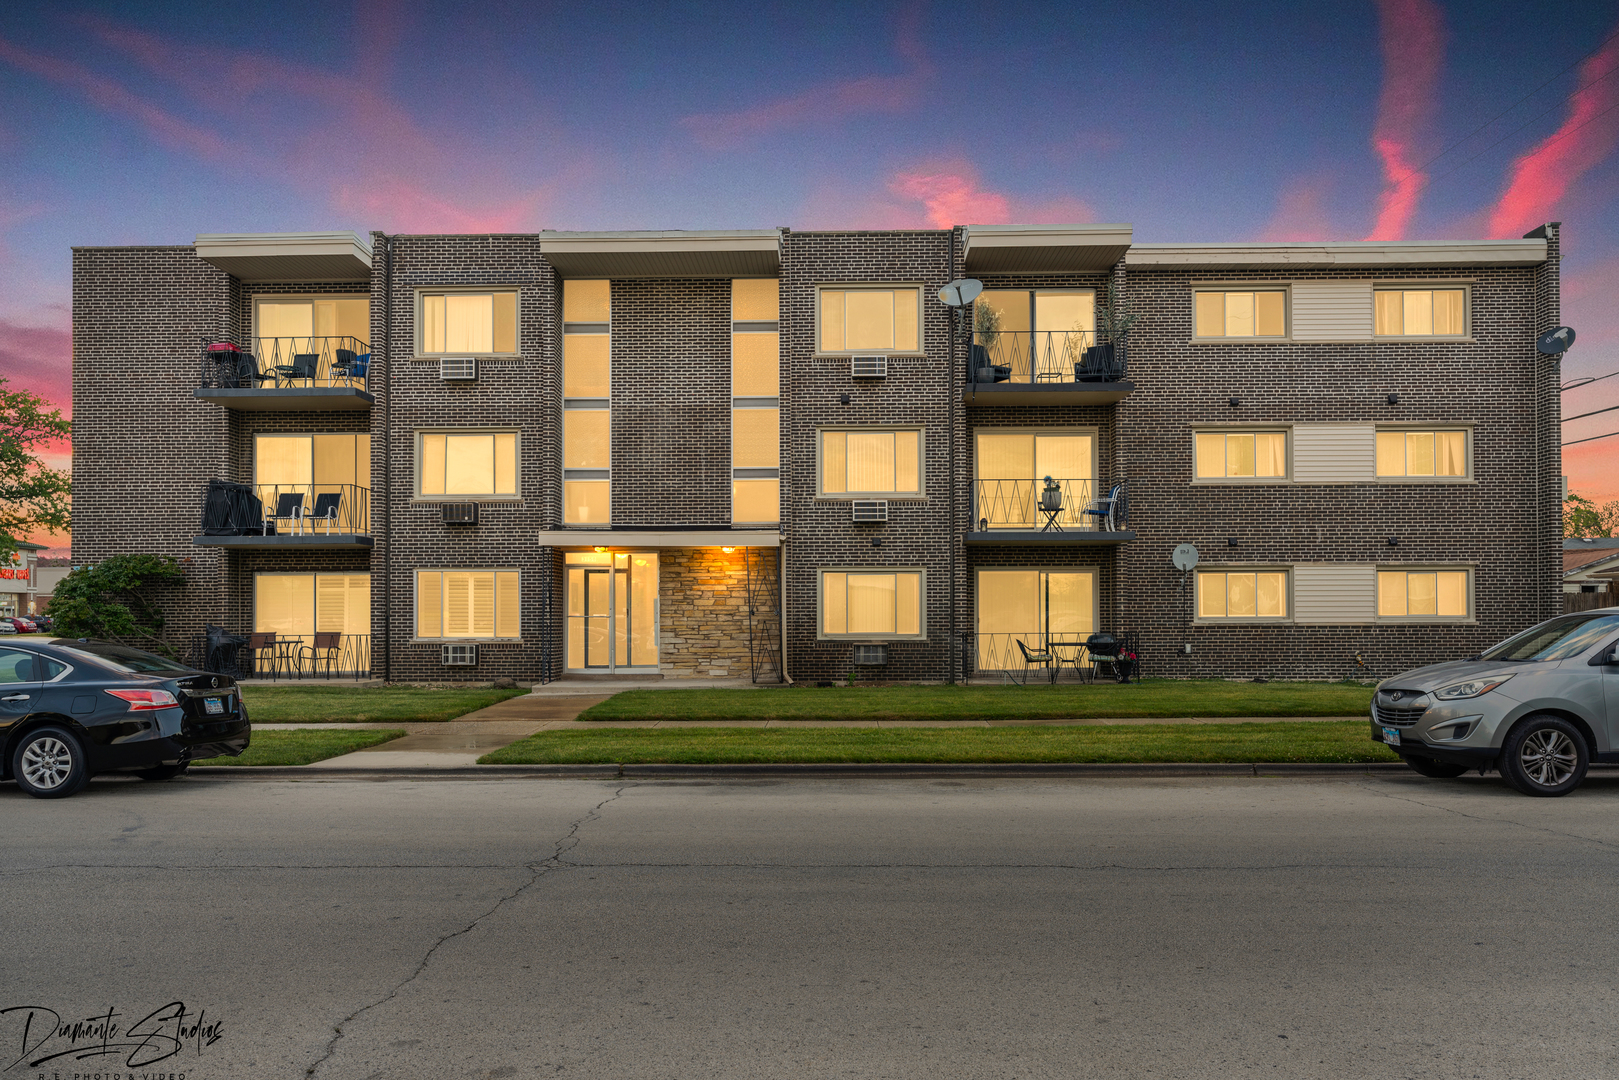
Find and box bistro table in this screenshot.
[1046,639,1093,683]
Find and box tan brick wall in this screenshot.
[658,547,771,678]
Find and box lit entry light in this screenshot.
[722,547,735,553]
[593,546,608,553]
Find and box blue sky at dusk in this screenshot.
[2,0,1618,551]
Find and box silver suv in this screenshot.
[1373,610,1619,796]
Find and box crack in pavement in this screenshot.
[303,784,630,1078]
[1366,775,1619,852]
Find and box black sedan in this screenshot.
[2,639,250,798]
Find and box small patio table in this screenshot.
[1046,639,1092,683]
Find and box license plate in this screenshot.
[1381,726,1401,747]
[204,697,225,715]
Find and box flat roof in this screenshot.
[194,232,372,282]
[1126,239,1548,270]
[962,224,1133,274]
[539,230,781,279]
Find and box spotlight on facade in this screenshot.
[722,546,735,554]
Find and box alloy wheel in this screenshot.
[1518,728,1578,788]
[20,736,74,791]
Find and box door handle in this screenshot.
[2,694,29,702]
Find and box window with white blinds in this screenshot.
[254,573,370,637]
[415,570,520,639]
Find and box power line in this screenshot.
[1425,79,1619,190]
[1564,429,1619,447]
[1563,401,1619,423]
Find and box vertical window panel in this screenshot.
[1225,292,1255,337]
[823,572,847,634]
[845,291,894,350]
[563,280,610,322]
[1407,572,1438,616]
[565,480,609,524]
[1227,433,1256,477]
[1256,432,1287,477]
[820,290,845,352]
[496,572,520,639]
[416,571,442,638]
[1378,571,1408,616]
[1437,571,1468,616]
[1405,432,1436,476]
[732,279,779,321]
[1255,291,1286,337]
[1197,572,1227,618]
[471,573,496,637]
[732,479,780,524]
[893,291,919,351]
[732,333,780,396]
[732,409,780,468]
[896,431,920,492]
[1437,431,1465,476]
[1257,573,1286,617]
[1374,291,1402,336]
[1402,290,1433,335]
[494,432,517,494]
[563,334,610,397]
[1227,572,1258,616]
[1195,433,1226,478]
[255,574,315,637]
[896,573,921,636]
[847,432,895,491]
[445,434,495,493]
[1376,432,1405,476]
[1433,290,1465,335]
[565,411,611,469]
[847,573,896,633]
[1195,292,1224,338]
[821,432,847,494]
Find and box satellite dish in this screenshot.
[938,278,983,308]
[1537,326,1576,355]
[1172,543,1200,571]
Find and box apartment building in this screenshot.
[69,222,1563,682]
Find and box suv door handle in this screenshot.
[2,694,29,701]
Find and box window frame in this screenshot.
[412,568,523,642]
[413,285,522,358]
[816,567,928,641]
[1372,283,1472,340]
[815,426,927,500]
[814,284,926,357]
[413,427,522,501]
[1192,566,1294,624]
[251,293,372,344]
[252,571,373,637]
[1190,426,1293,484]
[1374,424,1474,483]
[1376,565,1475,623]
[1189,285,1292,342]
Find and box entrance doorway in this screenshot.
[565,552,659,672]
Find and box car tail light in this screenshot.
[105,688,180,712]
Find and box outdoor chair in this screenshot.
[298,632,343,678]
[1015,638,1055,685]
[248,632,292,679]
[971,344,1011,383]
[310,491,343,533]
[1082,480,1126,533]
[269,492,306,535]
[274,353,319,387]
[331,350,369,387]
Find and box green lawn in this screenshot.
[239,685,526,724]
[482,720,1399,765]
[199,728,407,766]
[578,680,1374,724]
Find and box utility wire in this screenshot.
[1562,401,1619,423]
[1424,77,1619,190]
[1564,368,1619,391]
[1564,429,1619,447]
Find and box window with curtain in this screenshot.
[416,570,520,639]
[818,288,921,353]
[820,430,922,495]
[1379,570,1469,618]
[975,569,1095,670]
[254,297,369,344]
[418,432,518,496]
[1194,431,1288,479]
[1193,291,1287,339]
[1196,570,1288,619]
[820,570,924,638]
[974,430,1095,529]
[1375,289,1467,336]
[254,433,372,531]
[420,290,518,354]
[1376,430,1467,478]
[255,573,371,637]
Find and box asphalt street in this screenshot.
[5,773,1619,1079]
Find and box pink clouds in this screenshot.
[0,318,71,417]
[889,168,1011,228]
[681,3,932,148]
[1489,24,1619,239]
[1364,0,1446,241]
[799,160,1093,231]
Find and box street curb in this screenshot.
[185,761,1411,781]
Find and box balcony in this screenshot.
[195,337,374,410]
[191,630,372,680]
[963,331,1133,406]
[967,478,1133,545]
[194,480,373,548]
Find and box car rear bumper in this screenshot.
[87,714,250,771]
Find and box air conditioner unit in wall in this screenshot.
[442,643,478,666]
[441,502,479,525]
[439,357,478,381]
[852,644,887,666]
[851,500,889,523]
[851,355,888,378]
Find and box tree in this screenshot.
[49,554,188,655]
[1564,492,1619,538]
[0,378,70,560]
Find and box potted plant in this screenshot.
[1115,648,1139,684]
[1083,288,1140,381]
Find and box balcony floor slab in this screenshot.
[193,534,374,549]
[962,382,1133,406]
[193,387,374,411]
[965,530,1135,545]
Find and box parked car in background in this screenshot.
[3,639,250,798]
[2,616,38,634]
[0,621,19,635]
[1374,610,1619,796]
[31,615,52,632]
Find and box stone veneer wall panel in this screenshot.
[656,547,771,678]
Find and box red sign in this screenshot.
[0,568,28,582]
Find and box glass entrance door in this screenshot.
[566,552,659,672]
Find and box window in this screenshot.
[1195,431,1288,480]
[1379,570,1469,619]
[416,570,520,639]
[819,570,924,638]
[418,432,518,496]
[974,430,1095,529]
[254,296,369,344]
[975,569,1095,671]
[254,573,371,637]
[820,430,922,496]
[1375,288,1466,337]
[1196,570,1289,619]
[1193,290,1287,339]
[564,281,611,525]
[255,434,372,530]
[1376,430,1467,478]
[733,279,780,525]
[419,290,518,355]
[973,290,1095,381]
[818,287,921,353]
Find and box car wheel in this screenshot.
[12,726,90,799]
[1402,756,1470,779]
[1500,715,1588,797]
[135,763,188,782]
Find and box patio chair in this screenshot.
[273,353,319,387]
[310,491,343,533]
[971,344,1011,383]
[1082,480,1126,533]
[248,632,291,679]
[331,350,370,387]
[1015,639,1055,685]
[269,491,305,535]
[298,632,343,678]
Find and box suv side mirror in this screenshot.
[1589,644,1619,666]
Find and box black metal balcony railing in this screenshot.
[193,631,371,680]
[971,478,1128,532]
[200,336,371,391]
[969,330,1125,385]
[200,480,371,537]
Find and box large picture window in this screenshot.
[419,290,518,355]
[1193,290,1287,339]
[1196,570,1289,620]
[1195,431,1288,480]
[974,430,1095,529]
[820,430,922,496]
[255,573,371,638]
[1375,288,1466,337]
[1376,430,1467,478]
[975,569,1096,671]
[819,570,924,639]
[418,432,518,497]
[415,570,520,639]
[1378,569,1469,618]
[254,296,369,343]
[818,287,921,353]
